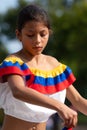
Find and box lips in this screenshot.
[33,46,43,50]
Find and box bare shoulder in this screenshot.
[5,51,22,61]
[6,51,21,58]
[44,55,61,67]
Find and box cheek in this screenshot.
[44,36,49,43]
[43,34,49,41]
[42,39,48,48]
[22,36,32,44]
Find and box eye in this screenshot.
[26,34,34,37]
[40,33,47,37]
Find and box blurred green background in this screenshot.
[0,0,87,129]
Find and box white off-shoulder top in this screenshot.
[0,56,76,122]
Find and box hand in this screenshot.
[58,104,78,128]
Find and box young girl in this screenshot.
[0,4,87,130]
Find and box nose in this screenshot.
[34,34,41,44]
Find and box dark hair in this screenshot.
[16,4,51,32]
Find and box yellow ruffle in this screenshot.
[1,56,67,78]
[30,64,67,78]
[3,56,24,65]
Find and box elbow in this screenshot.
[13,91,21,99]
[11,87,23,100]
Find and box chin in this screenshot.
[34,52,42,55]
[35,53,41,56]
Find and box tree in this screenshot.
[0,14,8,62]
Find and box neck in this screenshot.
[19,49,43,64]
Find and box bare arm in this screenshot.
[66,85,87,115]
[7,75,77,128]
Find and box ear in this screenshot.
[15,29,22,41]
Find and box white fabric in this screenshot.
[0,83,66,122]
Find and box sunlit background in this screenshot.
[0,0,22,53]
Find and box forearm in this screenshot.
[8,75,65,112]
[73,97,87,115]
[67,85,87,115]
[13,85,63,112]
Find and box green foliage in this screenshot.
[78,113,87,125]
[0,109,4,125]
[0,42,8,62]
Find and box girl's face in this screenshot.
[16,21,50,56]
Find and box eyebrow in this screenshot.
[24,28,47,33]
